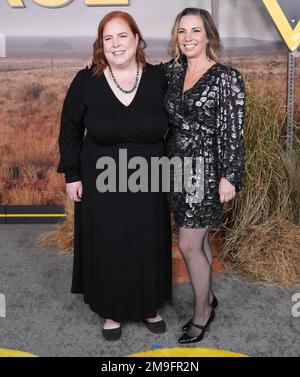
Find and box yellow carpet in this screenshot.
[0,349,38,357]
[128,348,249,357]
[0,347,249,357]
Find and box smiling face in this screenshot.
[103,17,139,68]
[177,15,209,59]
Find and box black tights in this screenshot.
[178,225,213,337]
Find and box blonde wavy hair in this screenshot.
[169,8,223,66]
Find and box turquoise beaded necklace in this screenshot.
[109,63,140,94]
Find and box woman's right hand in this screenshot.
[85,56,94,69]
[66,181,83,202]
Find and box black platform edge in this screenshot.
[0,205,5,224]
[2,205,66,224]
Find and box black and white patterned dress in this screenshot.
[161,58,246,228]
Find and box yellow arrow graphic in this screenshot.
[263,0,300,51]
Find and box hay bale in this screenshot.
[35,198,74,254]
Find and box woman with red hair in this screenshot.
[57,11,172,341]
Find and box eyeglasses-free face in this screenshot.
[177,15,209,59]
[103,17,139,68]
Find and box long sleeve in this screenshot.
[57,69,86,183]
[158,60,174,142]
[159,59,175,85]
[216,67,246,192]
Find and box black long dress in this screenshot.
[161,58,246,228]
[57,63,172,322]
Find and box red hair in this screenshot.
[92,11,147,77]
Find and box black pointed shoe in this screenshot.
[182,294,218,332]
[102,325,122,341]
[178,309,215,344]
[143,319,166,334]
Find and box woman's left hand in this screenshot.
[219,177,236,203]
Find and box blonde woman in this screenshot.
[162,8,245,343]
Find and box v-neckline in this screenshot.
[182,62,219,96]
[102,65,145,109]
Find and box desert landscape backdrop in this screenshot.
[0,36,299,205]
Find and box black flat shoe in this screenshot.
[143,319,166,334]
[102,325,122,341]
[182,294,218,332]
[178,309,215,344]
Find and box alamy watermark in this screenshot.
[0,33,5,58]
[292,293,300,318]
[95,149,205,204]
[0,293,5,318]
